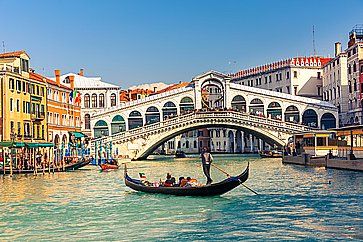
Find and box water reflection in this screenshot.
[0,155,362,241]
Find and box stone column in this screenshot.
[241,131,245,153]
[249,134,253,152]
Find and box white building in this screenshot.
[345,25,363,124]
[322,42,349,126]
[51,69,121,137]
[231,56,331,100]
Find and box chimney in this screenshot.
[79,68,84,76]
[334,42,342,57]
[69,75,75,90]
[55,69,61,86]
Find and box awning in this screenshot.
[0,141,26,148]
[69,131,87,139]
[26,142,54,148]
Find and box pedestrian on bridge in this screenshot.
[200,147,213,185]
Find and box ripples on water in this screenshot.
[0,155,362,241]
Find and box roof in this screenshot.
[50,73,119,89]
[30,72,72,90]
[0,50,29,59]
[231,56,332,79]
[156,82,190,94]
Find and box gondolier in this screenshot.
[201,147,213,185]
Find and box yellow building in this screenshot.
[0,51,47,143]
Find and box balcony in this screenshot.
[31,112,45,121]
[1,64,20,74]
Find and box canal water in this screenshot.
[0,155,362,241]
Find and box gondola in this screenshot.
[124,163,249,196]
[0,157,90,175]
[175,150,186,158]
[99,163,119,171]
[259,150,283,158]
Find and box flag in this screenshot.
[139,173,146,179]
[69,91,73,102]
[75,92,81,105]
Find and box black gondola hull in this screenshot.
[124,163,249,196]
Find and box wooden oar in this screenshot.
[211,163,259,195]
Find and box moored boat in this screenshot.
[100,163,119,171]
[259,150,283,158]
[175,150,186,158]
[124,163,249,196]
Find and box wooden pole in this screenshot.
[48,148,51,174]
[9,149,13,177]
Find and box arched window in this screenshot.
[249,98,264,116]
[285,105,300,123]
[302,109,318,128]
[99,94,105,108]
[111,115,126,134]
[110,93,116,107]
[84,114,90,129]
[94,120,109,138]
[321,113,336,129]
[162,101,177,120]
[91,94,97,108]
[84,94,90,108]
[231,95,246,112]
[267,102,282,120]
[179,97,194,114]
[128,111,143,130]
[145,106,160,124]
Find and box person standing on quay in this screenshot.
[201,147,213,185]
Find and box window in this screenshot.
[354,79,357,91]
[265,76,268,84]
[279,73,282,81]
[10,121,14,132]
[276,73,279,81]
[269,75,272,83]
[286,71,290,79]
[348,65,351,74]
[91,94,98,108]
[110,93,117,107]
[16,99,20,112]
[286,86,290,94]
[317,86,321,96]
[22,81,26,92]
[21,59,29,72]
[16,80,21,91]
[9,78,14,89]
[17,122,21,135]
[10,98,13,111]
[84,114,91,129]
[348,81,352,93]
[294,71,298,78]
[337,86,340,97]
[294,87,298,95]
[353,62,357,72]
[317,72,321,79]
[40,87,44,97]
[99,94,105,108]
[84,94,90,108]
[36,85,39,96]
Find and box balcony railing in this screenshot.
[1,64,21,74]
[31,112,45,120]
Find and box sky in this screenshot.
[1,0,363,88]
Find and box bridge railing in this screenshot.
[92,110,315,146]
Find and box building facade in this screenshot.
[322,42,349,126]
[231,56,331,100]
[31,71,82,151]
[345,25,363,124]
[51,70,121,137]
[0,51,47,143]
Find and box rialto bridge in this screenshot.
[90,71,338,160]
